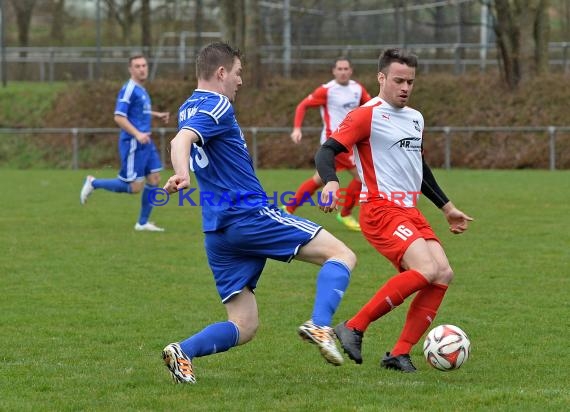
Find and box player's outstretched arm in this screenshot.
[164,129,199,193]
[291,87,327,143]
[290,127,303,143]
[114,114,150,144]
[152,111,170,124]
[441,202,474,234]
[421,157,474,234]
[315,138,347,212]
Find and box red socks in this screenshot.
[391,283,448,356]
[340,178,362,217]
[287,177,321,213]
[346,270,429,332]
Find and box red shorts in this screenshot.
[335,151,356,171]
[360,200,440,271]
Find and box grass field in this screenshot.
[1,169,569,411]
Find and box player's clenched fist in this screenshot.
[164,175,189,193]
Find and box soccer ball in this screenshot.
[423,324,471,371]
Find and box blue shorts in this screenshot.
[118,137,163,182]
[204,205,322,303]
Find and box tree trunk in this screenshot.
[562,0,570,39]
[492,0,549,89]
[8,0,37,79]
[234,1,245,51]
[104,0,137,47]
[244,0,262,88]
[121,1,132,46]
[50,0,65,45]
[535,0,550,75]
[9,0,37,50]
[194,0,204,51]
[433,6,446,60]
[219,0,238,46]
[141,0,151,55]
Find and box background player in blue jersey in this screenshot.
[79,54,170,232]
[160,42,357,384]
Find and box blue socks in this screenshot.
[92,178,131,193]
[138,184,156,225]
[180,321,240,359]
[90,179,157,225]
[311,259,351,326]
[177,260,350,360]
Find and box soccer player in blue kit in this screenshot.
[79,54,170,231]
[161,42,357,384]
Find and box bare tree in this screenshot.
[50,0,65,45]
[219,0,245,49]
[141,0,151,53]
[195,0,204,50]
[104,0,137,45]
[432,5,447,59]
[560,0,570,39]
[8,0,37,51]
[218,0,262,88]
[491,0,550,89]
[244,0,262,88]
[534,0,550,75]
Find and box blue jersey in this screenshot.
[177,89,266,232]
[114,79,152,141]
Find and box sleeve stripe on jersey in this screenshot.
[114,111,127,117]
[182,126,205,146]
[119,79,136,104]
[204,96,231,124]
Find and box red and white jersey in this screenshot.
[294,79,371,144]
[331,97,424,207]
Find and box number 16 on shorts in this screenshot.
[393,224,414,241]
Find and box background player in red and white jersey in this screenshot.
[315,48,473,372]
[285,57,372,231]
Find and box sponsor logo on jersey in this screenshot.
[389,136,421,150]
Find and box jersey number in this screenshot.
[393,225,413,241]
[189,145,209,171]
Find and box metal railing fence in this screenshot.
[1,42,570,81]
[0,126,569,170]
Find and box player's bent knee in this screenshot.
[130,182,144,193]
[233,320,258,345]
[413,260,439,283]
[339,247,357,270]
[147,173,161,186]
[435,265,454,285]
[327,241,357,270]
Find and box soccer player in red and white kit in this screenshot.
[315,48,473,372]
[286,57,372,231]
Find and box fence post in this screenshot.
[562,42,570,74]
[72,128,79,170]
[39,61,45,82]
[453,44,461,75]
[548,126,556,171]
[159,127,166,167]
[49,48,55,83]
[251,127,258,169]
[443,127,451,170]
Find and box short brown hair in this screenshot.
[128,54,146,66]
[333,56,352,68]
[196,42,241,81]
[378,48,418,73]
